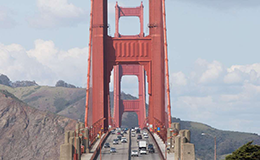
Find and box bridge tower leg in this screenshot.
[149,0,166,134]
[91,0,109,132]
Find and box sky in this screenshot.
[0,0,260,135]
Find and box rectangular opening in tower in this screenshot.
[119,17,141,36]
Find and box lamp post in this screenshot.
[201,133,216,160]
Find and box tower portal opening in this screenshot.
[121,112,138,128]
[119,17,141,36]
[121,75,139,99]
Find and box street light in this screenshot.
[201,133,216,160]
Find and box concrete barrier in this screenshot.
[144,128,165,160]
[90,129,112,160]
[60,123,90,160]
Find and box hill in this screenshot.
[172,118,260,160]
[0,90,77,160]
[1,84,260,160]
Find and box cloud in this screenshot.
[171,59,260,134]
[0,43,54,85]
[0,7,16,29]
[0,40,87,87]
[198,60,223,84]
[174,0,260,9]
[170,72,187,87]
[28,0,87,28]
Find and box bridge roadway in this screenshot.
[95,129,161,160]
[96,130,130,160]
[131,129,161,160]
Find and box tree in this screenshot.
[226,141,260,160]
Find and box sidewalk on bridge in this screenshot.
[153,133,175,159]
[81,134,105,160]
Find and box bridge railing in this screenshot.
[88,118,106,147]
[144,127,165,160]
[90,128,113,160]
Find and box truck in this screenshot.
[138,140,147,154]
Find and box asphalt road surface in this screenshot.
[130,129,161,160]
[96,130,130,160]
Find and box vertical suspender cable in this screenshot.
[85,0,93,128]
[162,0,172,128]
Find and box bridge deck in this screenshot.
[82,129,172,160]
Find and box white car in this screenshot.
[113,139,119,145]
[121,137,127,143]
[110,147,116,153]
[131,133,136,137]
[131,150,139,156]
[140,148,147,154]
[144,135,149,138]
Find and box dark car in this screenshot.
[104,143,110,148]
[137,135,142,140]
[149,147,155,153]
[117,135,122,140]
[148,144,155,153]
[148,144,154,149]
[136,129,140,134]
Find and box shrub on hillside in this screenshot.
[225,141,260,160]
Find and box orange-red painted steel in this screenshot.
[87,0,169,141]
[113,64,146,128]
[162,0,172,128]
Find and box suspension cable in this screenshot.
[162,0,172,128]
[85,0,93,128]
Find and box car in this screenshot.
[144,135,149,138]
[121,137,127,143]
[131,133,136,137]
[140,148,147,154]
[117,135,122,140]
[113,139,119,145]
[149,147,155,153]
[131,128,135,132]
[136,129,140,134]
[137,135,142,140]
[111,130,115,134]
[110,147,116,153]
[104,143,110,148]
[131,150,139,157]
[148,144,154,153]
[148,144,154,149]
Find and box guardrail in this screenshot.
[90,128,113,160]
[144,128,165,160]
